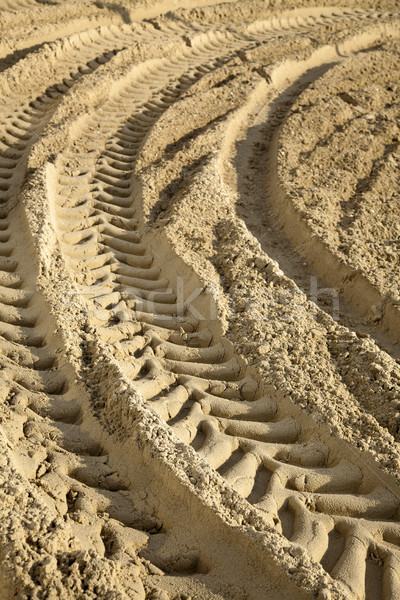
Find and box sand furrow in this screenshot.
[31,10,400,599]
[276,47,400,347]
[0,17,245,600]
[2,2,400,599]
[0,209,173,596]
[224,23,400,441]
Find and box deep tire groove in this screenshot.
[49,10,400,599]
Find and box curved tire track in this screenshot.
[39,10,400,600]
[0,20,227,599]
[1,3,400,599]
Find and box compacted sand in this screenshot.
[0,1,400,598]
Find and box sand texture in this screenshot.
[0,1,400,599]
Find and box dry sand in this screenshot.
[0,1,400,598]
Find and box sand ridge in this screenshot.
[0,1,400,599]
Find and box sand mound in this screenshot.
[0,1,400,599]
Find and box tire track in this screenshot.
[274,55,400,350]
[0,0,129,73]
[0,212,161,599]
[0,21,222,599]
[0,203,219,598]
[0,28,134,213]
[0,0,39,9]
[46,12,400,599]
[227,28,400,440]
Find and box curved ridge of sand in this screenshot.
[1,2,400,599]
[277,43,400,342]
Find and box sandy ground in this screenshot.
[0,1,400,599]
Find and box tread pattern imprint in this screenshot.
[1,2,400,599]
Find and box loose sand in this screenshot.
[0,1,400,599]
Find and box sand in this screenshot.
[0,1,400,598]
